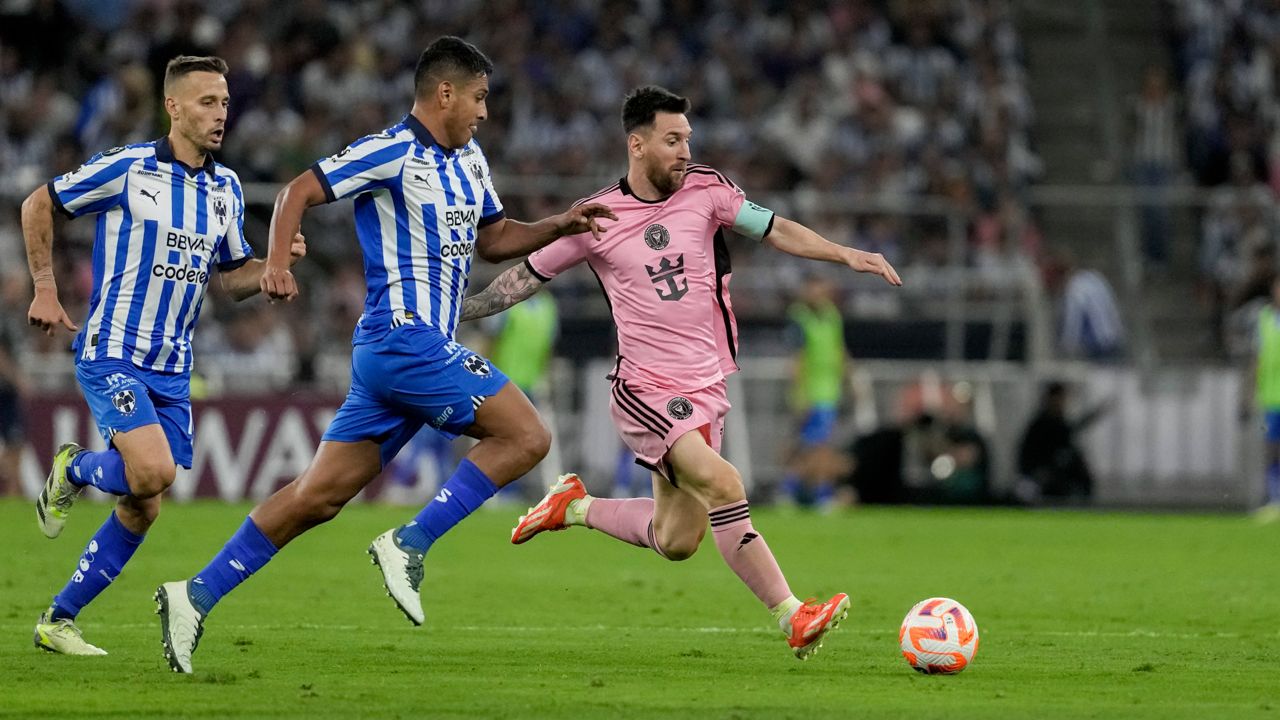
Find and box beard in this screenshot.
[646,162,685,196]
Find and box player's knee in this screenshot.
[513,418,552,468]
[654,524,703,561]
[700,464,745,508]
[126,458,177,498]
[118,498,161,529]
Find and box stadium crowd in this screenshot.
[1164,0,1280,355]
[0,0,1039,385]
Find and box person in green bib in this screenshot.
[781,274,852,507]
[1250,276,1280,520]
[483,290,560,496]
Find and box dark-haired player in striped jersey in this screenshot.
[468,85,902,660]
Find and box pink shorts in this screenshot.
[609,377,731,475]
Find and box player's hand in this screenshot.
[288,232,307,267]
[261,263,299,303]
[845,248,903,286]
[27,288,79,337]
[558,203,618,242]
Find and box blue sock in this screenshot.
[50,511,144,621]
[189,517,278,614]
[69,449,132,496]
[1267,462,1280,504]
[396,459,498,553]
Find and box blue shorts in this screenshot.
[1265,410,1280,443]
[323,325,510,467]
[799,405,839,446]
[75,357,193,468]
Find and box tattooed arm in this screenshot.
[461,262,547,322]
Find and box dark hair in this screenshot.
[163,55,229,93]
[414,36,494,97]
[622,85,690,134]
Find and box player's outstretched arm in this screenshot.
[765,217,903,287]
[475,203,617,263]
[21,185,79,336]
[220,232,308,301]
[460,262,546,322]
[261,170,328,302]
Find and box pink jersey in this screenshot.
[528,164,767,391]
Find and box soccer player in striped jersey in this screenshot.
[479,86,902,659]
[154,37,615,673]
[21,55,305,656]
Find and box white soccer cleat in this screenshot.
[155,580,206,673]
[33,609,107,656]
[36,443,86,539]
[368,529,425,626]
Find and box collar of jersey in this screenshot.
[154,137,216,177]
[618,175,669,204]
[404,114,461,156]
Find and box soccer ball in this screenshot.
[899,597,979,674]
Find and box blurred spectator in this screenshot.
[1050,250,1126,361]
[0,271,29,497]
[1129,64,1182,268]
[1016,381,1107,504]
[779,274,851,508]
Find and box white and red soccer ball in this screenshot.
[899,597,979,674]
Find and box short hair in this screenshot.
[414,36,494,97]
[622,86,690,134]
[163,55,229,94]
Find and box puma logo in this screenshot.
[139,188,160,205]
[413,173,433,187]
[435,488,453,503]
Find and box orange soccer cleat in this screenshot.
[786,593,851,660]
[510,474,588,545]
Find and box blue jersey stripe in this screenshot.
[195,171,208,234]
[446,263,463,336]
[58,156,135,215]
[393,185,417,320]
[451,156,477,205]
[163,282,197,372]
[422,204,440,324]
[169,164,185,229]
[120,219,159,359]
[96,201,135,352]
[142,260,178,367]
[326,143,411,188]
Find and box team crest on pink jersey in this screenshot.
[644,223,670,250]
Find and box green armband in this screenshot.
[732,200,776,241]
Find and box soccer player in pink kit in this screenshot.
[463,86,902,659]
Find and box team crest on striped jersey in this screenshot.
[666,397,693,420]
[213,195,227,225]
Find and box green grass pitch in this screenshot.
[1,498,1276,718]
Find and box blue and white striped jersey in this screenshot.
[49,137,254,374]
[311,114,504,345]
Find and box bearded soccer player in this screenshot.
[153,37,615,673]
[466,86,902,660]
[21,55,305,655]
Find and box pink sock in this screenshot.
[585,498,667,558]
[709,501,792,608]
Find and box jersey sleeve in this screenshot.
[475,149,505,228]
[311,133,410,203]
[214,175,254,272]
[526,232,588,281]
[48,146,142,218]
[703,170,775,241]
